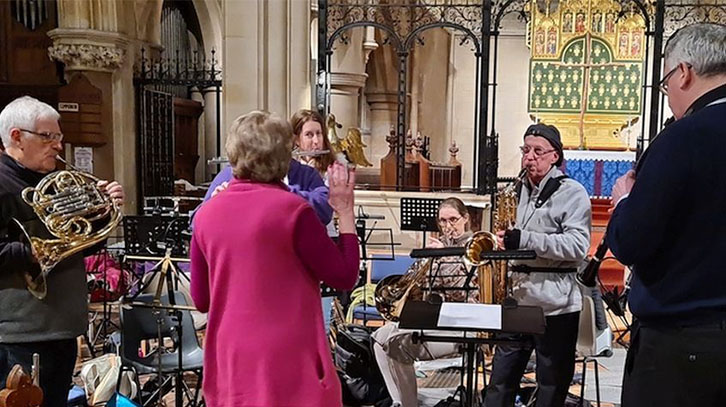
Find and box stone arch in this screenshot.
[191,0,223,53]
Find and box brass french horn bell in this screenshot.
[11,155,122,299]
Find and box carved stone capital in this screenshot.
[365,92,398,111]
[47,29,130,73]
[330,72,368,90]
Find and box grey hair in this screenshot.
[0,96,60,147]
[664,23,726,77]
[225,111,293,183]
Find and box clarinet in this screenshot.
[577,236,608,287]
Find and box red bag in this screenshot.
[85,253,129,302]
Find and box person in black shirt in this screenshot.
[608,23,726,407]
[0,96,124,407]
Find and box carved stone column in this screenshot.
[47,27,135,211]
[224,0,310,134]
[365,91,398,168]
[329,26,368,133]
[48,29,128,73]
[330,71,367,134]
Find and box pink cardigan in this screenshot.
[191,179,359,407]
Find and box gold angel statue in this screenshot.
[326,113,373,167]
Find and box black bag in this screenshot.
[334,325,392,407]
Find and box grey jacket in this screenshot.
[510,167,591,316]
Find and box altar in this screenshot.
[563,149,635,198]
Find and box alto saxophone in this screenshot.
[486,168,528,303]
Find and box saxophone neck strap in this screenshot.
[534,175,568,209]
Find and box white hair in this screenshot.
[665,23,726,77]
[0,96,60,147]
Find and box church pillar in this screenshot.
[223,0,311,146]
[47,26,136,212]
[329,27,368,132]
[329,72,367,133]
[48,0,164,214]
[447,32,477,188]
[202,87,221,180]
[365,92,398,167]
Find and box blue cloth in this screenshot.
[203,160,332,225]
[606,84,726,326]
[106,393,141,407]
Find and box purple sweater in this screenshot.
[191,179,359,407]
[204,160,333,225]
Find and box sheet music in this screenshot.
[437,303,502,330]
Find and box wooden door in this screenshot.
[173,98,203,184]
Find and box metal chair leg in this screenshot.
[579,358,587,407]
[594,359,601,407]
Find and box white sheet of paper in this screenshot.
[437,303,502,330]
[73,147,93,173]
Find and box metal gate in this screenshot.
[137,88,174,200]
[134,46,222,209]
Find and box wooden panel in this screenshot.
[589,197,625,291]
[0,2,8,83]
[429,164,462,191]
[58,74,105,146]
[173,97,203,183]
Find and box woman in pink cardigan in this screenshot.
[190,111,359,407]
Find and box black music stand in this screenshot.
[401,247,538,407]
[400,197,442,247]
[399,301,545,407]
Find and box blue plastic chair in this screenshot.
[352,254,416,322]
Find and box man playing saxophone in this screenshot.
[484,124,591,407]
[373,197,478,407]
[0,96,124,407]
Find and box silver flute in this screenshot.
[207,150,331,165]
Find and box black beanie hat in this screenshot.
[524,123,563,167]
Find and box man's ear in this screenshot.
[9,128,23,147]
[551,151,560,167]
[679,62,694,90]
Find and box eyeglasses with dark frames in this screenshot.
[659,63,692,95]
[18,128,64,143]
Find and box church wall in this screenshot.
[364,33,399,170]
[493,21,533,178]
[447,33,478,188]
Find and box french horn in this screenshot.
[12,156,122,299]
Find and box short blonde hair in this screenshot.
[225,111,293,182]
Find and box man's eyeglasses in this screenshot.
[438,216,463,227]
[659,63,692,95]
[519,145,556,158]
[19,128,64,144]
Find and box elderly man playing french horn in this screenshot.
[0,96,124,407]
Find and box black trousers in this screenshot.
[484,311,580,407]
[0,339,78,407]
[622,320,726,407]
